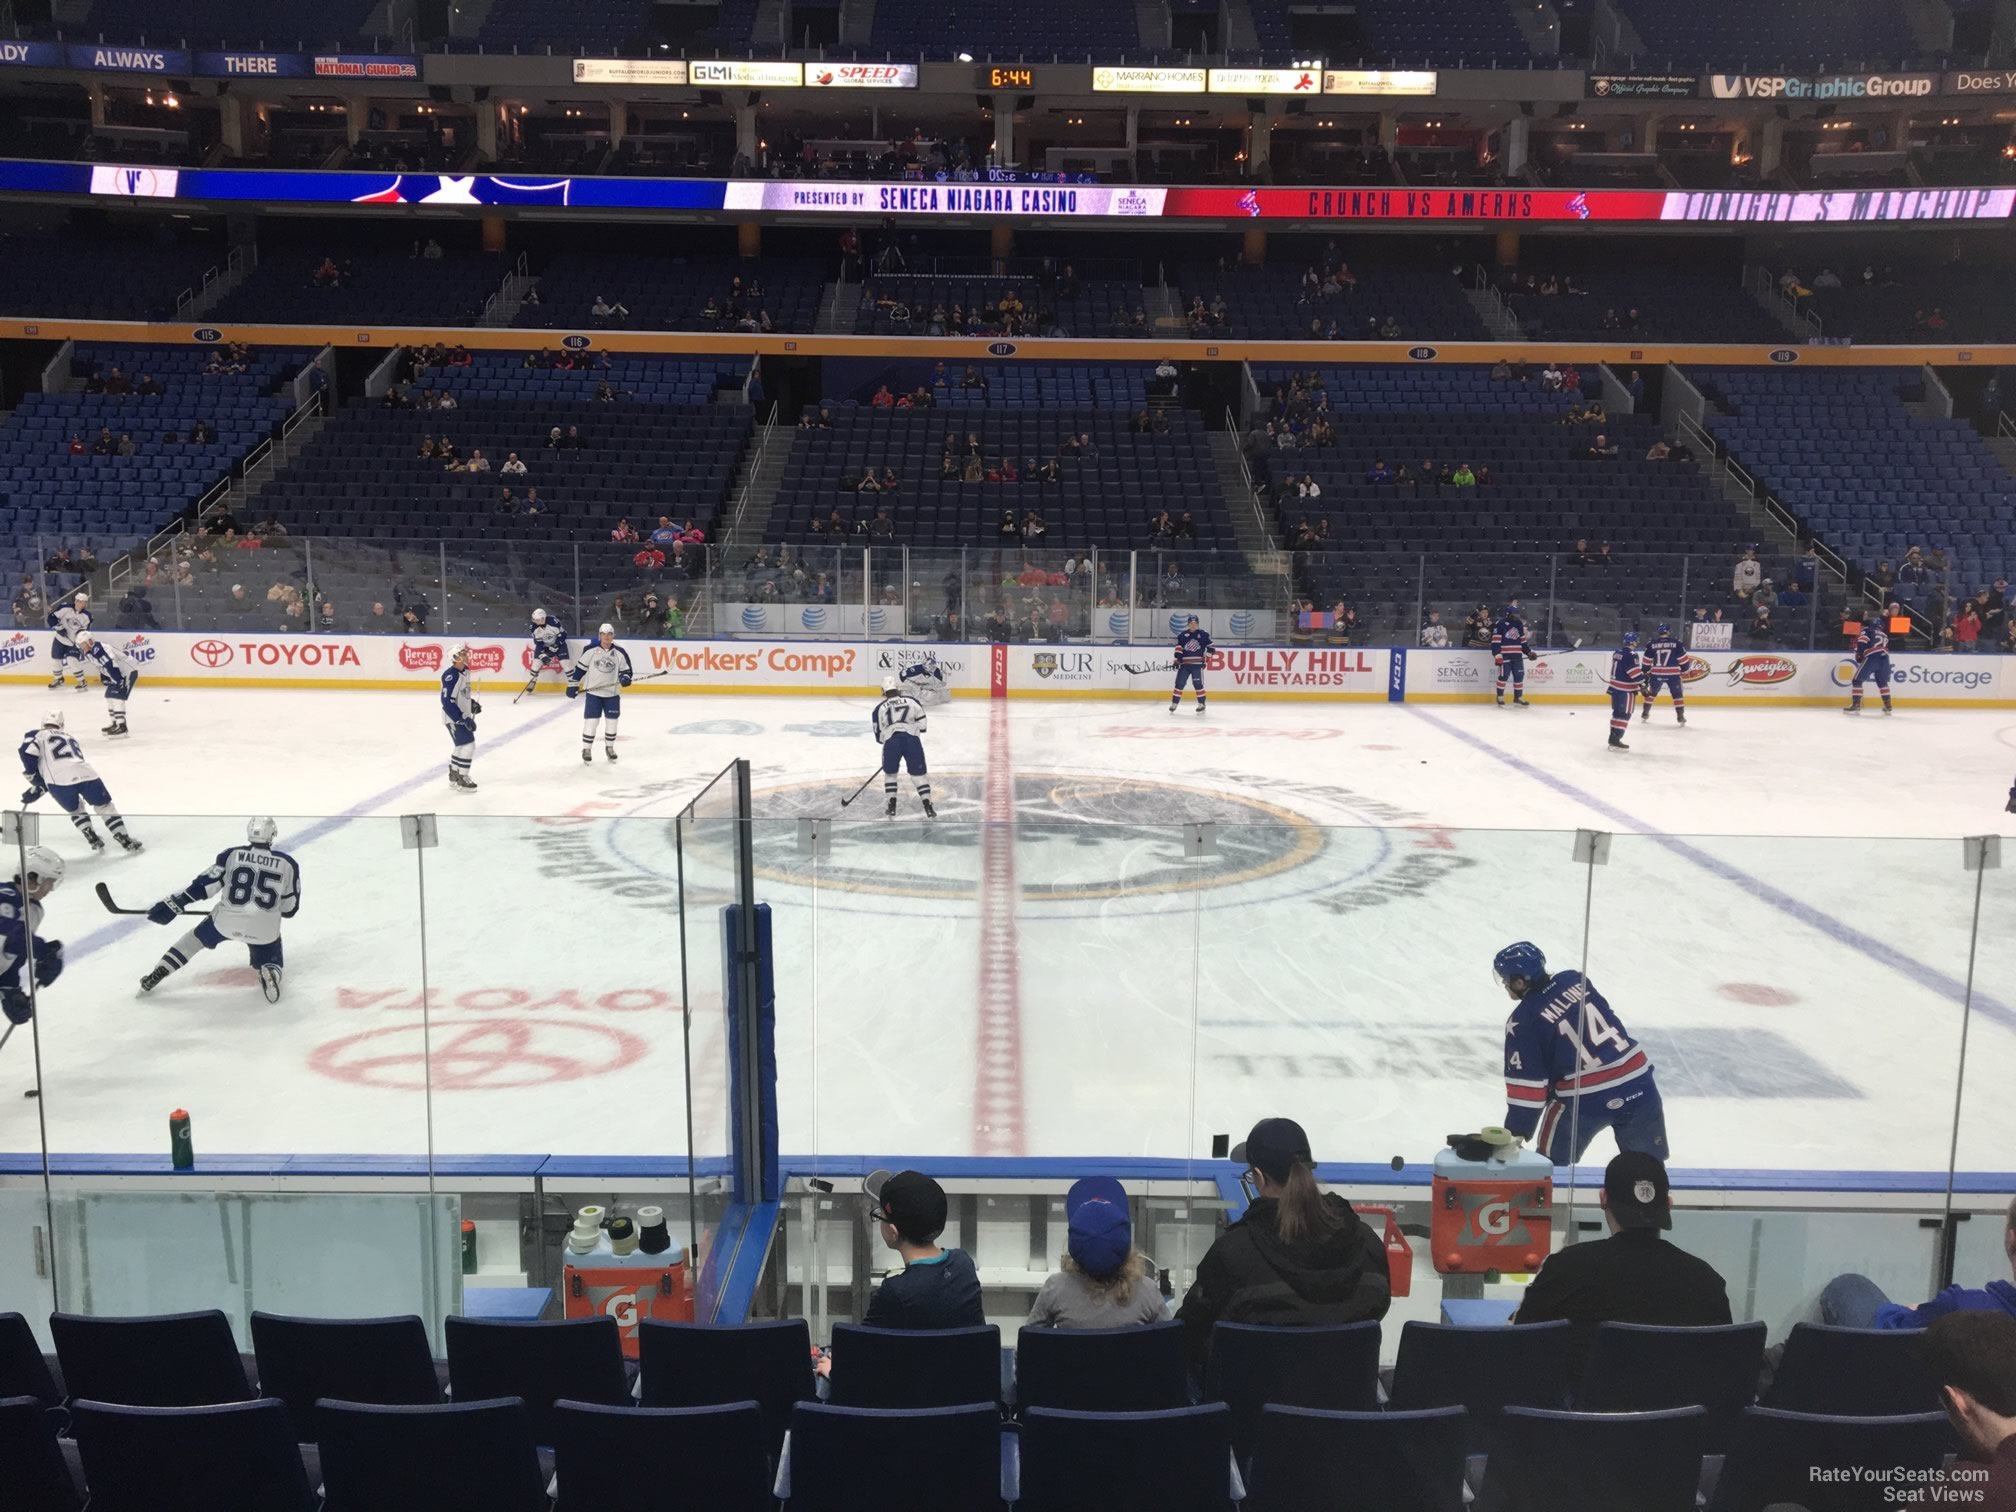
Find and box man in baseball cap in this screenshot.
[1514,1151,1731,1389]
[858,1169,983,1330]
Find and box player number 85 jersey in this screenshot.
[181,845,302,946]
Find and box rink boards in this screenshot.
[6,629,2015,706]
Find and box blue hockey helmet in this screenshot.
[1500,603,1523,621]
[1186,614,1201,626]
[1655,622,1671,636]
[1493,941,1547,989]
[1622,630,1640,647]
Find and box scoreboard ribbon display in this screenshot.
[13,161,2013,226]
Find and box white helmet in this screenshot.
[531,608,548,624]
[450,643,471,663]
[72,592,88,606]
[40,710,63,730]
[882,675,899,693]
[598,622,615,636]
[247,817,279,847]
[16,844,63,898]
[75,631,94,648]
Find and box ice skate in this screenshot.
[259,966,282,1004]
[80,827,105,853]
[604,743,618,760]
[885,796,898,817]
[1608,737,1629,752]
[103,720,129,738]
[921,798,937,819]
[114,831,143,853]
[581,747,593,763]
[138,964,169,994]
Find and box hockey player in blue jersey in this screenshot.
[75,632,139,738]
[441,644,480,791]
[140,818,300,1003]
[46,591,90,692]
[0,845,64,1027]
[1844,611,1894,715]
[1171,615,1211,715]
[1494,942,1667,1165]
[1491,605,1535,707]
[519,608,569,699]
[873,675,935,818]
[1607,632,1644,752]
[1639,623,1687,726]
[899,654,949,706]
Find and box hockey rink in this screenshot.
[2,681,2014,1182]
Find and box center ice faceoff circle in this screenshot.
[544,772,1470,919]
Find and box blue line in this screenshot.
[1406,707,2016,1034]
[63,698,578,965]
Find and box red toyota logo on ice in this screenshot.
[190,639,233,667]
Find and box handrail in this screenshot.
[1224,403,1280,564]
[1996,408,2014,442]
[727,401,780,540]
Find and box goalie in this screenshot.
[897,654,950,707]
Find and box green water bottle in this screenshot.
[460,1219,478,1275]
[169,1108,193,1171]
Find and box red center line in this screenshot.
[973,697,1025,1156]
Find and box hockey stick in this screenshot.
[837,770,880,808]
[1120,659,1178,675]
[94,882,207,919]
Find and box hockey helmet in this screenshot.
[597,622,615,637]
[449,643,471,664]
[15,844,63,898]
[40,710,63,730]
[74,631,94,648]
[1186,614,1201,627]
[531,608,548,624]
[1492,941,1547,990]
[1655,622,1671,636]
[1622,630,1640,647]
[1500,603,1523,621]
[247,817,279,847]
[72,591,88,605]
[882,675,899,693]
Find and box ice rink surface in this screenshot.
[3,679,2014,1180]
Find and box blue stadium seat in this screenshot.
[1706,1407,1952,1512]
[71,1398,315,1512]
[1477,1405,1710,1512]
[1575,1321,1766,1449]
[316,1397,547,1512]
[249,1312,443,1440]
[637,1317,816,1453]
[551,1398,772,1512]
[443,1315,629,1445]
[1019,1403,1238,1512]
[785,1401,1007,1511]
[1015,1322,1189,1415]
[1206,1321,1382,1459]
[0,1393,81,1512]
[0,1313,63,1410]
[50,1310,253,1409]
[1386,1321,1573,1458]
[825,1322,1002,1410]
[1761,1324,1944,1416]
[1248,1404,1468,1512]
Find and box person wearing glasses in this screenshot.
[1175,1118,1391,1375]
[857,1170,983,1331]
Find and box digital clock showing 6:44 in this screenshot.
[979,66,1036,89]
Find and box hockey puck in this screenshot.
[23,1088,38,1098]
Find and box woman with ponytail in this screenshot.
[1176,1117,1392,1374]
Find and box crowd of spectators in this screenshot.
[1860,543,2016,652]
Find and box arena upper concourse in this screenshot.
[0,5,2013,1507]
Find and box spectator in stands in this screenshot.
[12,578,43,627]
[65,433,84,456]
[1176,1118,1391,1374]
[1571,539,1596,568]
[1958,601,1984,652]
[1732,549,1762,601]
[590,294,630,324]
[466,448,492,474]
[1540,362,1564,393]
[1595,543,1614,568]
[1583,434,1618,462]
[1028,1177,1168,1329]
[1644,438,1672,463]
[500,452,528,477]
[115,434,135,458]
[1420,611,1449,649]
[1751,595,1774,639]
[1451,462,1477,488]
[1926,1313,2016,1503]
[1514,1152,1731,1389]
[103,366,130,396]
[545,427,566,450]
[812,1169,982,1340]
[609,519,637,545]
[1174,513,1198,544]
[1295,474,1321,500]
[91,427,115,456]
[1466,605,1494,648]
[1365,457,1393,484]
[647,517,682,550]
[136,373,162,398]
[870,384,896,409]
[1022,511,1047,544]
[1822,1198,2016,1334]
[1490,358,1512,382]
[495,488,518,517]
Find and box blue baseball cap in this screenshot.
[1065,1177,1132,1277]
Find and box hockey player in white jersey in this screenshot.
[75,632,140,737]
[519,608,569,699]
[872,675,935,818]
[441,644,480,792]
[46,592,91,692]
[19,711,142,854]
[898,654,950,707]
[0,845,65,1027]
[567,623,632,763]
[139,817,300,1003]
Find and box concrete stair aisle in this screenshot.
[722,421,795,545]
[816,282,856,334]
[1464,283,1522,341]
[1209,429,1288,576]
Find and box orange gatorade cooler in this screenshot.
[558,1205,693,1358]
[1430,1141,1554,1274]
